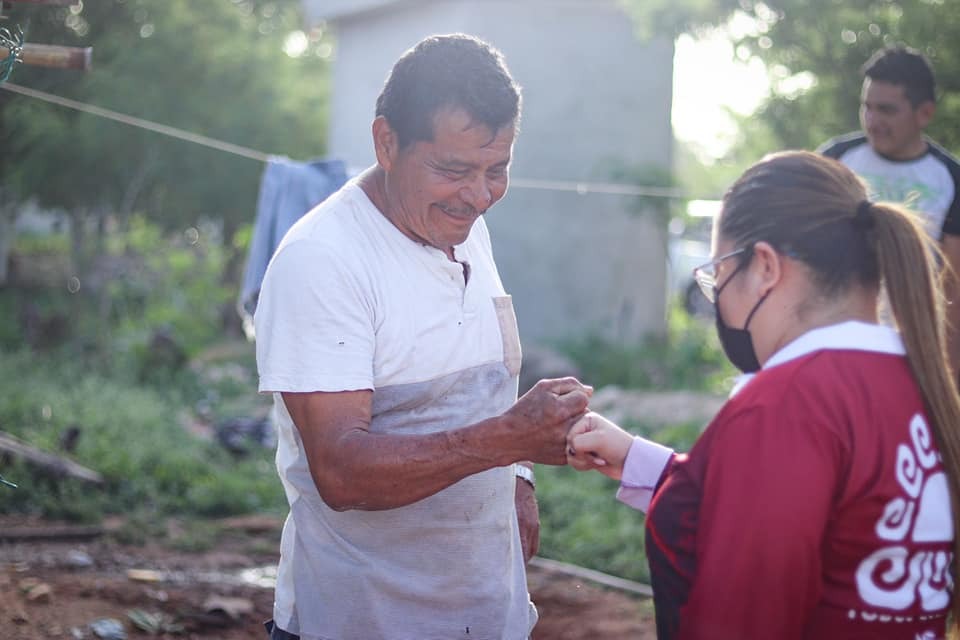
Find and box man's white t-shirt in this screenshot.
[820,133,960,240]
[255,181,533,640]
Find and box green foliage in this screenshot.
[0,349,283,522]
[112,512,168,546]
[729,0,960,152]
[0,216,278,521]
[11,231,69,254]
[166,519,221,553]
[1,212,729,586]
[622,0,960,156]
[674,139,750,200]
[560,304,735,394]
[4,217,235,390]
[541,302,729,582]
[537,464,651,582]
[110,216,232,356]
[618,0,740,40]
[541,306,730,582]
[599,159,682,227]
[2,0,332,232]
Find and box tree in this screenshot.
[621,0,960,155]
[1,0,333,233]
[0,1,336,346]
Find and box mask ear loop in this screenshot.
[722,245,774,332]
[742,288,772,331]
[714,248,753,299]
[739,244,779,330]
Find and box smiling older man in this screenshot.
[254,34,591,640]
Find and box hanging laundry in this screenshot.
[239,156,348,336]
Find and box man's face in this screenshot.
[860,78,934,160]
[380,107,515,257]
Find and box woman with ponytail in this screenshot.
[568,150,958,639]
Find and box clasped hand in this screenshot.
[505,377,592,465]
[565,411,634,480]
[506,380,633,476]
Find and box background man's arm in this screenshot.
[941,233,960,381]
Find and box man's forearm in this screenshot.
[309,414,525,512]
[286,378,590,512]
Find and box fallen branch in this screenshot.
[0,430,104,485]
[0,524,103,542]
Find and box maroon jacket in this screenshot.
[646,347,953,639]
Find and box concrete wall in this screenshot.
[307,0,672,344]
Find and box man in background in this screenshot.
[819,44,960,377]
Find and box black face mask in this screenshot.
[714,260,771,374]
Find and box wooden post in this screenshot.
[0,43,91,70]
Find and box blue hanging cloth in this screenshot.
[239,156,348,337]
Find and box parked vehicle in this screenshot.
[667,204,717,318]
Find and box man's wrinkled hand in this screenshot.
[503,377,593,465]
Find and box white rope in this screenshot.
[1,82,271,162]
[1,82,715,200]
[510,177,689,199]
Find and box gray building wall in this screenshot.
[307,0,673,345]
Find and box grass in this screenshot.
[537,420,703,584]
[538,464,651,582]
[538,310,730,583]
[0,348,283,523]
[0,313,723,582]
[558,303,734,394]
[1,227,728,582]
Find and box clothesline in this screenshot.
[2,81,271,162]
[1,81,718,201]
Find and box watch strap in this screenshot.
[514,463,535,490]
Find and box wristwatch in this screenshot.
[514,464,535,490]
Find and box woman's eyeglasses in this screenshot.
[692,247,748,303]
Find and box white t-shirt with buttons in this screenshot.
[255,181,533,640]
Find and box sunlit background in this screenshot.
[673,24,769,163]
[0,4,957,636]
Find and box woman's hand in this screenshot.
[565,412,634,481]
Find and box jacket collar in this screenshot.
[731,321,904,396]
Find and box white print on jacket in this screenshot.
[855,414,954,612]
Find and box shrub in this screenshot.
[0,349,283,522]
[559,304,733,393]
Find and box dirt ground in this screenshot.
[0,515,656,640]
